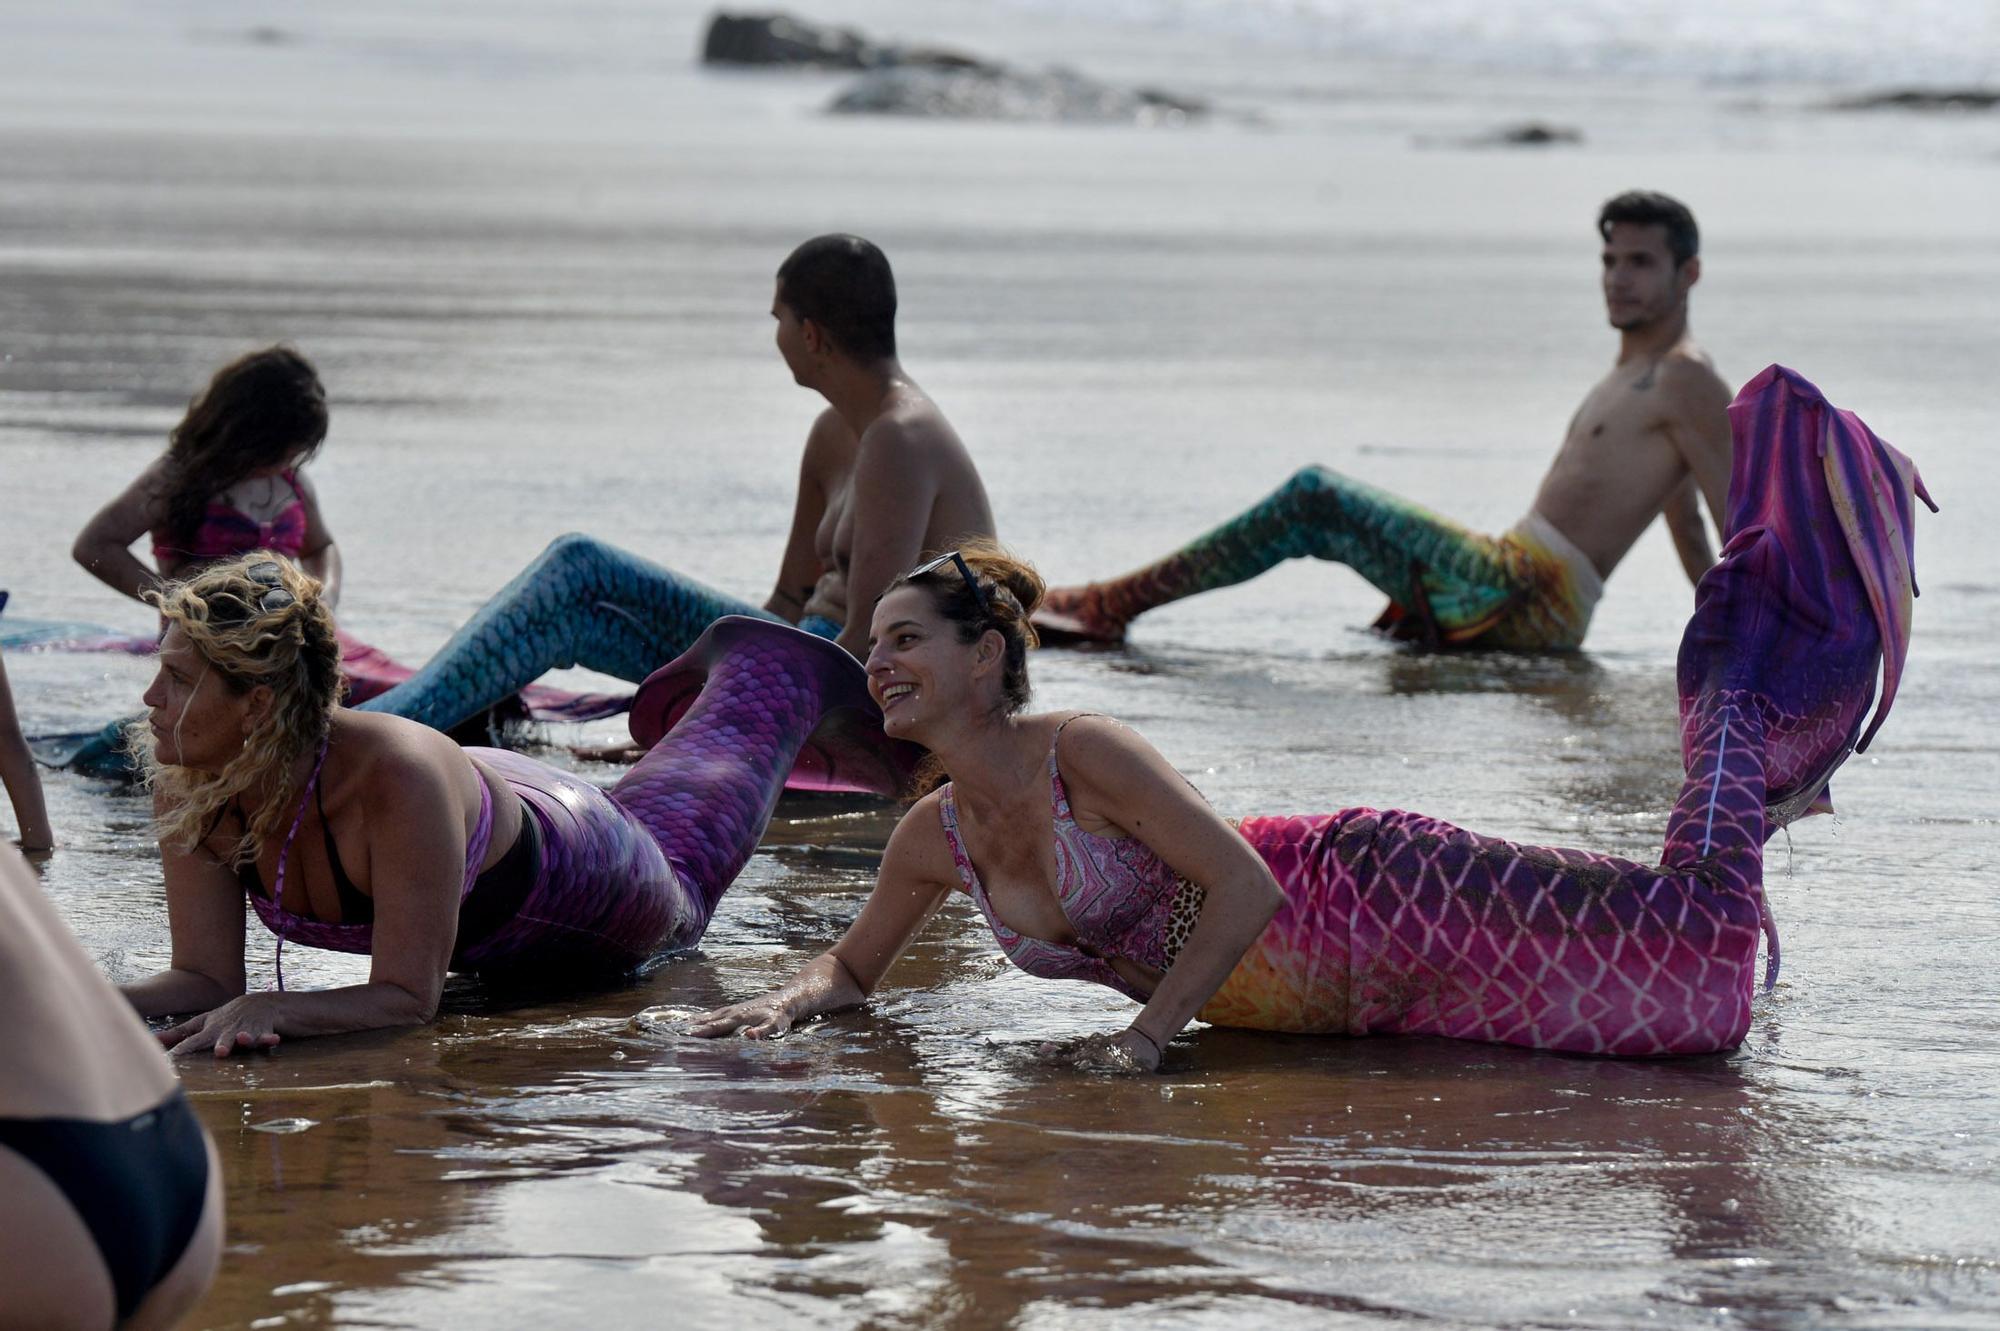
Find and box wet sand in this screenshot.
[2,1,1997,1326]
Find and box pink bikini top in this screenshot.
[150,469,309,565]
[937,716,1194,1001]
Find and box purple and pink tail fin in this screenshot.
[1681,365,1934,827]
[611,617,903,927]
[628,629,919,800]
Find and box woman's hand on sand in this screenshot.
[685,995,799,1040]
[1034,1028,1162,1075]
[159,994,286,1058]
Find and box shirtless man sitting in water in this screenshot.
[1035,191,1733,651]
[761,235,995,662]
[359,234,996,737]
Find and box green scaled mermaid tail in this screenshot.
[1035,465,1574,650]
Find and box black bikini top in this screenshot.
[232,765,373,925]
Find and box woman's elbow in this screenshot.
[825,949,877,1001]
[1248,873,1285,930]
[70,531,102,571]
[379,979,443,1028]
[393,990,440,1027]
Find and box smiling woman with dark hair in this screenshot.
[692,370,1932,1071]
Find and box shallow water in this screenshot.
[2,1,1997,1326]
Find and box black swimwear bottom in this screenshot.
[451,792,543,962]
[0,1087,210,1320]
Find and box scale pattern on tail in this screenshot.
[358,532,790,733]
[1009,367,1929,1057]
[248,618,874,977]
[1205,689,1770,1054]
[1036,464,1592,649]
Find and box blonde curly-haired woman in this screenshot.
[121,552,885,1056]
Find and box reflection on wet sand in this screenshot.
[164,835,1877,1331]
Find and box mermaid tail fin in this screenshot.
[1681,366,1931,827]
[1819,405,1936,753]
[612,617,897,926]
[1032,587,1130,646]
[628,624,917,799]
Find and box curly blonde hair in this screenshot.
[137,552,343,864]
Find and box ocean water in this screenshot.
[1,1,1996,1327]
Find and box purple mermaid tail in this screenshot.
[1677,364,1934,823]
[628,632,919,800]
[249,617,879,976]
[1200,366,1930,1055]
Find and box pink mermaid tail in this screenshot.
[629,644,920,800]
[249,617,883,975]
[1201,367,1931,1055]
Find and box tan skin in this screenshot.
[118,627,521,1056]
[689,585,1285,1073]
[0,647,52,854]
[74,455,343,608]
[1531,220,1735,585]
[0,846,225,1330]
[763,286,995,661]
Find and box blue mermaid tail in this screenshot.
[358,533,783,733]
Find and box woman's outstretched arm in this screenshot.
[1053,716,1284,1068]
[120,802,250,1020]
[687,795,955,1038]
[73,457,173,604]
[135,744,469,1056]
[0,650,52,852]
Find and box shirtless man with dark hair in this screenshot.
[1036,191,1733,651]
[358,233,995,738]
[762,234,995,663]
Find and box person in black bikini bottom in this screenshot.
[0,844,223,1330]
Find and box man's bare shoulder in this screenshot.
[857,396,958,460]
[798,408,859,483]
[1654,343,1732,409]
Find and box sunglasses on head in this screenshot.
[243,560,296,614]
[907,550,990,615]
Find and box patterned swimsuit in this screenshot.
[937,717,1203,1001]
[150,469,309,566]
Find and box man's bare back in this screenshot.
[802,390,995,653]
[761,237,998,659]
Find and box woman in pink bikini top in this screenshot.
[691,376,1928,1071]
[690,540,1287,1073]
[74,344,342,607]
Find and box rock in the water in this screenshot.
[1415,122,1584,149]
[701,11,983,72]
[829,66,1205,126]
[1829,88,1999,112]
[703,12,872,68]
[700,10,1206,125]
[1485,121,1584,146]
